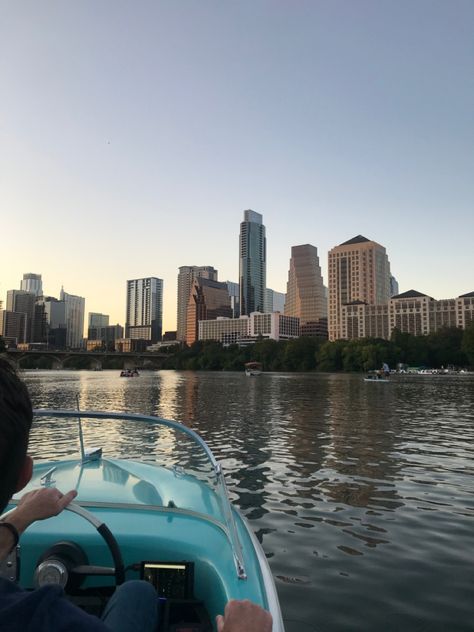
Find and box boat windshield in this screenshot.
[20,410,243,556]
[14,409,247,579]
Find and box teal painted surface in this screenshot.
[9,458,268,624]
[20,458,224,522]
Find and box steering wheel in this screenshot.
[33,502,125,589]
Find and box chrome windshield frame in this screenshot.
[32,409,247,580]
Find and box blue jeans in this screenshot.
[101,580,158,632]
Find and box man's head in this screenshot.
[0,359,33,513]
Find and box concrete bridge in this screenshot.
[3,349,168,371]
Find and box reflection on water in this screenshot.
[24,370,474,632]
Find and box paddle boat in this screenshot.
[2,409,284,631]
[120,369,140,377]
[244,362,262,377]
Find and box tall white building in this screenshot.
[60,287,85,348]
[177,266,218,342]
[126,277,163,343]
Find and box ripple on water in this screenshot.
[23,370,474,632]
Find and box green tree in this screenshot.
[282,337,319,371]
[427,327,466,368]
[461,321,474,367]
[316,340,344,371]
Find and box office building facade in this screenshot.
[126,277,163,343]
[6,290,36,342]
[340,290,474,340]
[198,312,300,344]
[0,310,27,345]
[226,281,240,318]
[177,266,218,341]
[328,235,391,341]
[20,273,43,297]
[88,313,109,330]
[284,244,327,328]
[239,210,266,315]
[265,288,286,313]
[185,278,232,345]
[60,287,85,348]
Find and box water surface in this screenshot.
[23,370,474,631]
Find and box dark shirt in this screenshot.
[0,577,108,631]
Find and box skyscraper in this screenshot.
[177,266,218,341]
[6,290,36,342]
[284,244,327,326]
[60,287,85,348]
[226,281,240,318]
[265,288,286,313]
[239,209,266,315]
[328,235,391,341]
[185,278,232,345]
[126,277,163,343]
[20,273,43,296]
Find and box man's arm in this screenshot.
[216,600,273,632]
[0,487,77,561]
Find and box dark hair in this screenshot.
[0,359,33,512]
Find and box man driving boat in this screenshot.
[0,359,272,632]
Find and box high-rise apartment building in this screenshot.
[20,273,43,296]
[177,266,218,341]
[126,277,163,343]
[284,244,327,327]
[60,287,85,348]
[239,210,266,315]
[328,235,391,341]
[185,278,232,345]
[6,290,36,342]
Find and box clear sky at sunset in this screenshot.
[1,0,473,333]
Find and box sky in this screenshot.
[1,0,473,333]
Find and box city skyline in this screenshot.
[1,2,473,331]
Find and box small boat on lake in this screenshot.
[3,409,284,631]
[364,373,390,383]
[120,369,140,377]
[245,361,263,377]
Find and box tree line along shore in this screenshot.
[2,324,473,372]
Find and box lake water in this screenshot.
[23,370,474,631]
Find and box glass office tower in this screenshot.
[239,209,266,315]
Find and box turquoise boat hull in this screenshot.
[3,410,284,631]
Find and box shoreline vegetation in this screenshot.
[3,324,474,373]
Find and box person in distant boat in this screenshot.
[382,362,390,377]
[0,359,273,632]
